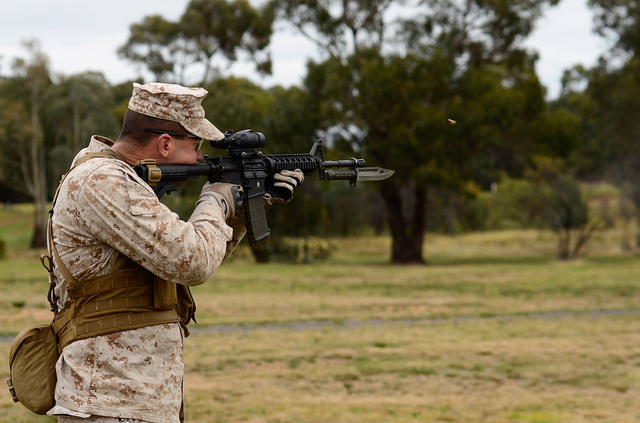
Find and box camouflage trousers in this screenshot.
[58,416,148,423]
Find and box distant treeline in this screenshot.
[1,0,638,263]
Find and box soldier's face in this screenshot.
[166,136,204,164]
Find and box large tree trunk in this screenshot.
[27,75,48,249]
[31,194,47,248]
[379,181,426,264]
[28,127,48,248]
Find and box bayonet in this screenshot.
[357,167,395,182]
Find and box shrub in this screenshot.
[250,237,334,263]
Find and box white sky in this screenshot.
[0,0,607,99]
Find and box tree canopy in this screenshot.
[270,0,568,262]
[118,0,274,84]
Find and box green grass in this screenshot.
[0,203,37,251]
[2,205,640,422]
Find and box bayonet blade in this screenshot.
[356,167,395,181]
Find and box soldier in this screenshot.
[45,82,303,423]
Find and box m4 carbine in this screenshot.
[134,129,394,245]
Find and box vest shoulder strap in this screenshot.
[73,150,127,167]
[46,148,130,307]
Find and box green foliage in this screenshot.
[589,0,640,55]
[270,0,391,58]
[303,45,578,261]
[555,0,640,250]
[118,15,181,82]
[0,41,53,248]
[276,0,571,262]
[118,0,274,84]
[250,236,334,263]
[478,159,604,260]
[1,0,638,262]
[480,177,546,230]
[45,72,121,184]
[0,237,6,260]
[181,0,274,68]
[422,185,487,234]
[111,79,143,124]
[201,76,272,131]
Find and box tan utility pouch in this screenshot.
[6,323,58,415]
[154,274,178,309]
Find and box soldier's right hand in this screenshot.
[198,182,244,221]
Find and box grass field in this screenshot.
[1,204,639,422]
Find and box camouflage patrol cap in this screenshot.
[128,82,224,141]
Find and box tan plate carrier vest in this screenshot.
[44,150,195,353]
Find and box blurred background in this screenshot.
[0,0,637,264]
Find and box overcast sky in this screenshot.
[0,0,607,100]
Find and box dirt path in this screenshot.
[187,307,640,334]
[4,307,637,343]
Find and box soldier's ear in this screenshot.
[157,134,174,159]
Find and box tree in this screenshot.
[0,48,120,249]
[42,72,121,192]
[483,164,604,260]
[304,48,461,263]
[555,0,640,250]
[272,0,561,263]
[181,0,274,80]
[589,0,640,57]
[118,0,274,85]
[528,158,604,260]
[118,15,183,82]
[0,40,52,248]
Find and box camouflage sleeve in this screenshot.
[75,162,233,285]
[223,212,247,262]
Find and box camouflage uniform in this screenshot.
[47,135,236,423]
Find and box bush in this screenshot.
[250,237,334,263]
[478,159,605,260]
[478,177,548,230]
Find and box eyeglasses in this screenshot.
[144,129,204,151]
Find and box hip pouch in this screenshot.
[6,323,58,415]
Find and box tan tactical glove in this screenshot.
[198,182,243,222]
[264,169,304,205]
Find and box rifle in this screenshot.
[134,129,394,245]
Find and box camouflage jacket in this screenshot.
[47,136,237,423]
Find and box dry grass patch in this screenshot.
[181,313,640,423]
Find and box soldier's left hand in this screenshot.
[264,169,304,205]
